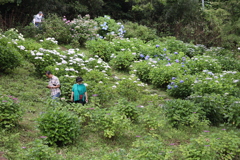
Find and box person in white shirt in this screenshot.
[33,11,44,27]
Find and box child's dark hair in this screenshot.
[46,71,52,75]
[76,77,83,82]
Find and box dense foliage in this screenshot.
[0,22,240,159]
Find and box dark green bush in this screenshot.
[167,74,196,99]
[187,93,225,126]
[163,99,207,128]
[86,39,115,62]
[20,139,64,160]
[123,21,158,42]
[37,108,80,146]
[214,56,240,71]
[0,36,23,72]
[115,99,139,121]
[40,14,71,44]
[131,61,152,83]
[0,95,23,129]
[109,51,136,71]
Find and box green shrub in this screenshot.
[68,14,99,46]
[186,55,222,74]
[115,78,145,101]
[20,23,42,39]
[131,60,152,83]
[40,14,71,44]
[89,83,116,105]
[37,108,80,146]
[192,71,238,96]
[214,55,240,71]
[94,15,125,39]
[0,35,23,72]
[86,39,115,62]
[138,104,166,131]
[3,28,25,40]
[111,38,145,52]
[20,138,64,160]
[149,63,184,88]
[223,96,240,127]
[109,51,137,71]
[92,108,130,138]
[0,130,20,160]
[115,99,139,121]
[163,99,208,128]
[127,136,172,159]
[167,74,196,98]
[187,93,225,126]
[40,37,58,49]
[0,95,23,129]
[28,48,62,76]
[123,21,157,42]
[180,130,240,160]
[84,70,111,86]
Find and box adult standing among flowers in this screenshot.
[71,77,88,105]
[33,11,44,27]
[45,71,61,99]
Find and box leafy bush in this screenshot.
[40,14,71,44]
[149,63,185,88]
[115,99,140,121]
[187,93,225,126]
[0,35,23,72]
[127,136,172,159]
[3,28,25,40]
[39,37,58,49]
[94,15,125,39]
[131,60,153,83]
[92,108,130,138]
[222,96,240,127]
[0,130,20,159]
[186,55,222,74]
[180,130,240,160]
[163,99,208,128]
[20,23,42,39]
[0,95,23,129]
[68,14,99,46]
[86,39,115,62]
[37,107,80,146]
[115,78,145,101]
[167,74,196,98]
[88,83,116,105]
[20,138,64,160]
[109,51,137,71]
[28,48,62,76]
[192,71,239,96]
[138,104,166,131]
[214,55,240,71]
[123,21,157,42]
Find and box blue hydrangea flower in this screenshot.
[175,59,179,63]
[174,52,178,54]
[140,54,144,58]
[174,85,178,88]
[167,85,172,89]
[156,45,160,48]
[172,77,176,80]
[145,55,150,60]
[171,82,175,85]
[163,48,167,51]
[180,80,184,83]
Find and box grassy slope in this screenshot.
[1,52,229,159]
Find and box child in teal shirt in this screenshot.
[71,77,88,105]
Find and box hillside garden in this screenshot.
[0,15,240,160]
